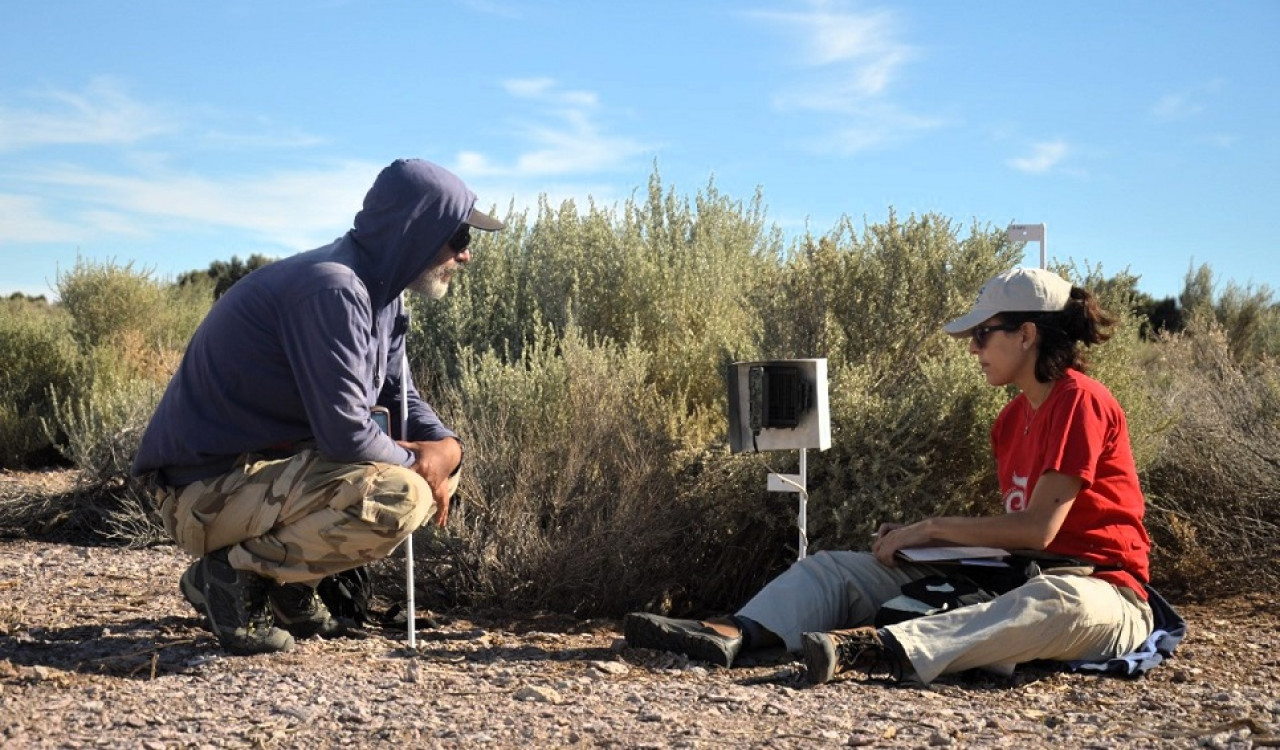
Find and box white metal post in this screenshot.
[399,307,416,651]
[797,448,808,560]
[766,451,808,561]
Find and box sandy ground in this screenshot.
[0,470,1277,748]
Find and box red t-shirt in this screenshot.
[991,368,1150,598]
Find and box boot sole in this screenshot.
[801,632,838,684]
[179,561,212,632]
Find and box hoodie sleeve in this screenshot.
[378,309,458,444]
[279,286,417,466]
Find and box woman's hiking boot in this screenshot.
[623,613,743,667]
[802,626,907,684]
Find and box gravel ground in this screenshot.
[1,471,1277,748]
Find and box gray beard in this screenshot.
[407,266,450,299]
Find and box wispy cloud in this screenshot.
[1152,92,1203,121]
[5,160,380,250]
[0,79,329,155]
[455,0,522,19]
[1007,140,1068,174]
[0,194,88,243]
[753,2,911,108]
[814,104,946,157]
[1151,79,1225,122]
[747,0,940,153]
[1204,133,1238,149]
[0,77,179,152]
[0,79,370,249]
[453,78,648,179]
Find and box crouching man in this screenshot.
[132,159,503,654]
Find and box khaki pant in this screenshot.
[737,550,1153,684]
[153,450,448,585]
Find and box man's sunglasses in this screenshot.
[447,226,472,253]
[970,322,1022,348]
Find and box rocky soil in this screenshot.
[1,469,1277,749]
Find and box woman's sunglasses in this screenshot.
[970,322,1022,349]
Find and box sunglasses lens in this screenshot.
[448,227,471,252]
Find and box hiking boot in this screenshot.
[623,613,742,667]
[802,626,906,685]
[268,582,346,639]
[196,548,295,655]
[179,558,206,621]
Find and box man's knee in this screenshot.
[364,464,436,534]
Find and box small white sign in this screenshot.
[1007,223,1045,242]
[767,473,803,493]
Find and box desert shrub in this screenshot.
[758,212,1018,374]
[57,257,167,351]
[0,260,201,541]
[804,346,1008,550]
[1179,264,1280,362]
[413,322,713,614]
[412,170,779,449]
[0,299,80,467]
[57,257,211,365]
[0,369,167,546]
[1139,322,1280,597]
[1060,263,1171,473]
[7,180,1274,609]
[753,214,1019,550]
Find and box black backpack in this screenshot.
[316,565,374,626]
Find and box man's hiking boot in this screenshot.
[192,548,294,655]
[623,613,742,667]
[179,558,205,621]
[802,626,906,685]
[268,582,346,639]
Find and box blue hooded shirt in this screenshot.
[133,159,477,485]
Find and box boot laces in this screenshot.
[833,631,901,681]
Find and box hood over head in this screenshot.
[348,158,502,305]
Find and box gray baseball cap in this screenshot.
[943,268,1072,336]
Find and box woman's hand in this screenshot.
[871,520,935,566]
[869,471,1085,566]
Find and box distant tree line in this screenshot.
[175,254,276,299]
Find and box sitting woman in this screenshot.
[624,267,1155,685]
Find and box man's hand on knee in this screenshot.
[398,438,462,526]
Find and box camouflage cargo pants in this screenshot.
[153,449,454,585]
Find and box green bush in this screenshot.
[755,213,1019,550]
[414,322,702,614]
[1139,321,1280,597]
[1179,264,1280,362]
[57,256,211,358]
[0,260,202,540]
[0,299,80,467]
[411,171,779,449]
[4,179,1277,608]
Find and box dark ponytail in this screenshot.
[1002,287,1117,382]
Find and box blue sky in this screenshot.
[2,0,1276,301]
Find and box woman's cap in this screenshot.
[943,267,1073,336]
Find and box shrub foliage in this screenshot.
[4,169,1278,606]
